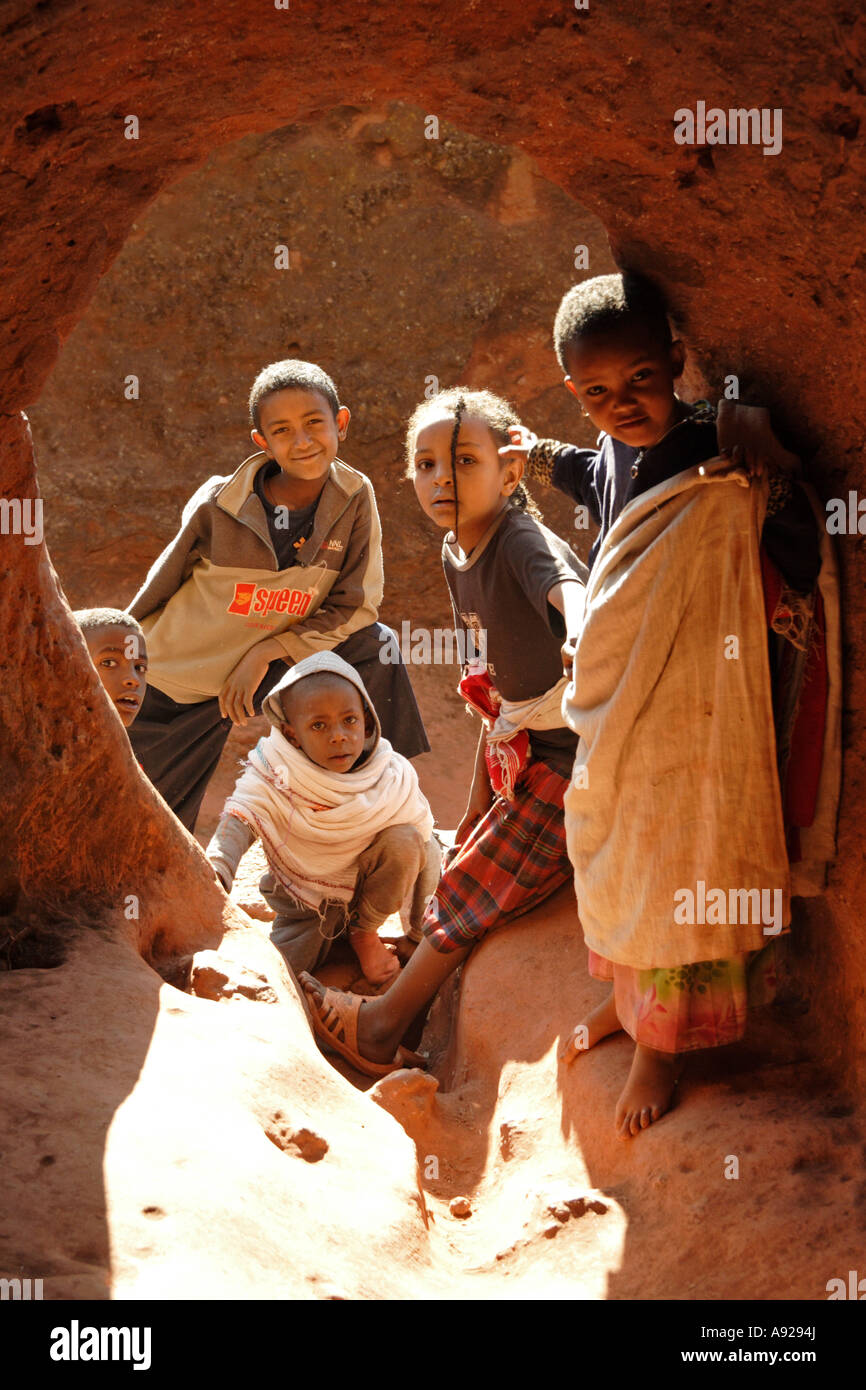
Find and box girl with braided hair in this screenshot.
[300,388,586,1077]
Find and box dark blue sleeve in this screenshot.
[551,446,604,524]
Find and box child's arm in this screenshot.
[128,479,214,622]
[455,720,494,846]
[206,813,257,891]
[715,402,820,594]
[715,400,801,480]
[547,579,587,675]
[500,426,602,520]
[453,579,583,843]
[218,636,286,725]
[762,478,821,595]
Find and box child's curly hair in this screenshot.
[553,272,673,372]
[404,388,542,532]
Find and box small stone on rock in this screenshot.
[546,1201,572,1223]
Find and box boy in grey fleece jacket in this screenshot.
[129,360,428,830]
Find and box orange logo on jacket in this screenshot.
[227,582,313,618]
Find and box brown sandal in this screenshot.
[299,973,425,1079]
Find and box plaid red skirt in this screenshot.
[422,755,573,953]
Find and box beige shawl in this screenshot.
[563,461,791,970]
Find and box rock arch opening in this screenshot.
[26,103,615,854]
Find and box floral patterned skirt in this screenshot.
[587,941,780,1053]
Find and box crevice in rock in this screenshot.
[0,904,76,971]
[264,1111,329,1163]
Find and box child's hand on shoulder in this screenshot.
[219,647,272,725]
[498,424,538,465]
[716,400,800,481]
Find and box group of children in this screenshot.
[74,271,833,1139]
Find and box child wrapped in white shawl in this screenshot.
[207,651,438,986]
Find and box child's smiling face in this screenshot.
[412,409,523,553]
[563,325,686,450]
[279,675,368,772]
[84,624,148,727]
[252,387,349,484]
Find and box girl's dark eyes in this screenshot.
[414,453,477,468]
[101,656,148,672]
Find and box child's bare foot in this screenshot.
[348,927,400,987]
[615,1043,680,1138]
[559,987,623,1063]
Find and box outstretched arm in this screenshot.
[206,813,256,891]
[500,426,603,520]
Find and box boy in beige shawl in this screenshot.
[503,273,838,1139]
[207,652,438,986]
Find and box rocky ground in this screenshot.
[177,670,863,1301]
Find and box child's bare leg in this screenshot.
[347,924,400,987]
[560,986,623,1062]
[615,1042,680,1138]
[349,825,429,984]
[303,938,469,1065]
